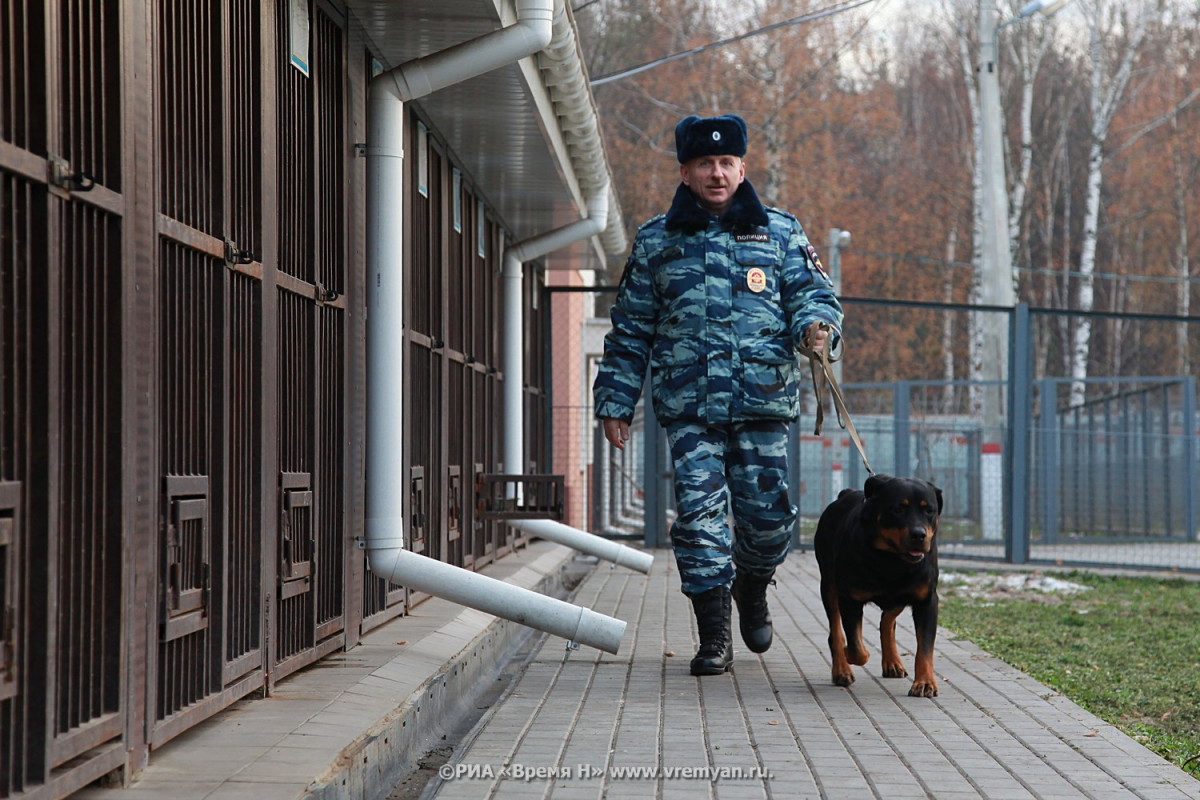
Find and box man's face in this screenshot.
[680,155,745,215]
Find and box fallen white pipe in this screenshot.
[510,519,654,573]
[366,547,625,654]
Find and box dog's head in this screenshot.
[863,474,943,564]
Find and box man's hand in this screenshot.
[602,418,631,450]
[804,322,830,354]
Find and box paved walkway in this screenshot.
[75,541,578,800]
[74,541,1200,800]
[428,550,1200,800]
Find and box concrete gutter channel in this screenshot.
[74,541,599,800]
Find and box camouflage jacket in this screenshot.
[593,180,843,425]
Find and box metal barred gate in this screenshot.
[1,1,561,795]
[0,1,128,794]
[269,0,349,682]
[404,120,524,588]
[0,0,368,793]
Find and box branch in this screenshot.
[1111,83,1200,156]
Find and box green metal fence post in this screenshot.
[1006,304,1032,564]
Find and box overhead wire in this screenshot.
[589,0,880,86]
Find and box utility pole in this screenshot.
[976,0,1073,430]
[975,0,1071,541]
[977,0,1016,432]
[828,228,851,385]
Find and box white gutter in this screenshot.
[365,0,627,653]
[538,2,626,256]
[497,5,646,572]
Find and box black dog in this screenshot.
[813,474,943,698]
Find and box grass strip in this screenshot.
[938,571,1200,778]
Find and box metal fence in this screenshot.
[0,4,553,795]
[565,291,1200,574]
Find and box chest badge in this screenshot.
[746,267,767,293]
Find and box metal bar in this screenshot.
[257,0,281,688]
[642,382,666,549]
[1038,379,1059,545]
[1160,386,1172,538]
[156,213,223,258]
[341,13,368,649]
[1005,305,1031,564]
[1185,378,1198,542]
[893,381,909,478]
[0,140,47,183]
[118,0,156,773]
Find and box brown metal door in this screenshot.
[0,0,129,792]
[405,125,445,579]
[269,3,349,683]
[150,0,270,747]
[0,147,45,799]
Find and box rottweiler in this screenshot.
[813,474,943,698]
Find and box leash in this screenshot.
[799,323,874,476]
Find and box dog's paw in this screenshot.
[832,670,855,688]
[908,679,938,698]
[882,661,908,679]
[844,647,870,667]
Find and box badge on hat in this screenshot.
[675,114,749,163]
[747,267,767,293]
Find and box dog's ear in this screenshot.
[927,482,944,514]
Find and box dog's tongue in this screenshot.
[908,551,925,561]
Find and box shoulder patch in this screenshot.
[735,233,770,243]
[806,243,830,281]
[766,206,799,224]
[637,213,667,233]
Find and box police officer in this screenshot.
[593,114,843,675]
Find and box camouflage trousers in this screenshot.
[665,420,796,596]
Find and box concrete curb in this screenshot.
[305,546,577,800]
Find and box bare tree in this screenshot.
[1067,0,1149,407]
[1003,10,1055,293]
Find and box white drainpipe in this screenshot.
[502,186,610,480]
[501,188,652,575]
[365,0,627,653]
[510,518,653,573]
[383,0,555,102]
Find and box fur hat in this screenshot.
[674,114,748,164]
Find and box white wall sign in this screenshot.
[289,0,310,77]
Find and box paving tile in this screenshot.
[75,546,1200,800]
[433,553,1200,800]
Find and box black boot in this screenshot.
[731,571,775,653]
[689,587,733,676]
